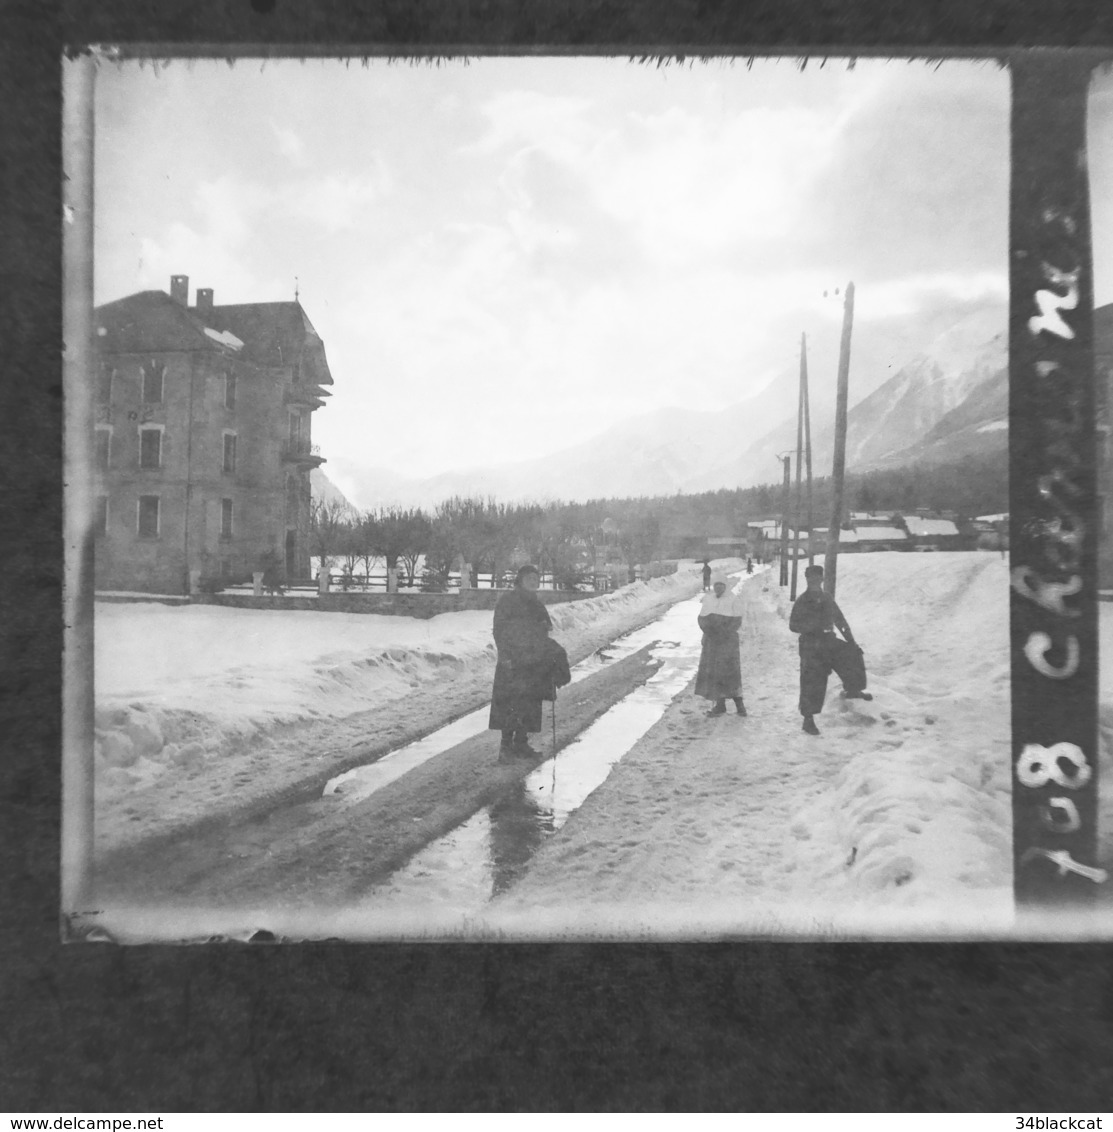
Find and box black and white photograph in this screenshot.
[62,50,1113,942]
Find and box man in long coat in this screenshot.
[695,574,747,716]
[489,564,557,758]
[788,563,871,736]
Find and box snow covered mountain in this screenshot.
[337,302,1024,508]
[310,468,357,512]
[858,298,1113,471]
[338,376,803,508]
[685,305,1006,489]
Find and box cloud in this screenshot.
[131,162,395,302]
[472,88,850,270]
[269,120,306,165]
[194,164,392,240]
[854,272,1008,322]
[588,105,843,264]
[136,222,268,301]
[469,91,596,164]
[279,167,393,233]
[793,61,1009,280]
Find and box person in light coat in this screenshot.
[694,573,747,716]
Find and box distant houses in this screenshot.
[746,509,987,559]
[901,513,963,550]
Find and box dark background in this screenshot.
[4,0,1113,1112]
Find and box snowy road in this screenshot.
[91,553,1026,941]
[94,643,669,913]
[487,554,1015,938]
[93,568,712,860]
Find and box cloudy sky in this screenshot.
[91,56,1113,506]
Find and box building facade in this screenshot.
[93,275,332,594]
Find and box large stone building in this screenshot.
[93,275,332,594]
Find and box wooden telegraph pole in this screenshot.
[790,334,806,598]
[778,454,791,586]
[804,334,814,565]
[824,282,855,600]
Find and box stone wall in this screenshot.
[190,588,594,619]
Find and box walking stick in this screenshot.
[551,681,558,803]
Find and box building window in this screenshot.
[285,475,300,523]
[223,432,237,474]
[137,495,159,538]
[221,498,233,540]
[139,427,162,469]
[95,427,111,470]
[219,557,232,578]
[95,495,108,537]
[289,413,302,443]
[98,365,114,403]
[225,372,237,410]
[142,360,165,404]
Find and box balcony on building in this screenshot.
[284,383,330,410]
[281,437,326,467]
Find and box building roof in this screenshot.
[814,527,859,543]
[901,516,960,537]
[975,513,1009,523]
[94,290,333,388]
[95,290,224,356]
[201,302,333,386]
[854,526,907,542]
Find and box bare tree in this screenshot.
[309,497,354,577]
[373,506,431,589]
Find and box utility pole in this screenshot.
[824,281,854,599]
[803,333,814,566]
[778,454,791,587]
[791,333,806,598]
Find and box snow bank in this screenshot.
[762,553,1013,920]
[92,563,718,818]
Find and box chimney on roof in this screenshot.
[196,288,214,314]
[170,275,189,306]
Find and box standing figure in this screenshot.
[695,574,747,716]
[701,559,712,591]
[788,563,871,736]
[489,564,554,758]
[746,556,754,575]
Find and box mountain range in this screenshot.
[314,300,1110,512]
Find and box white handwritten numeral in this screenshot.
[1039,797,1081,833]
[1010,567,1081,617]
[1017,742,1092,790]
[1023,631,1080,679]
[1029,265,1079,340]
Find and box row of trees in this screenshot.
[307,451,1008,589]
[309,496,665,591]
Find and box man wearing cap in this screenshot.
[788,563,871,735]
[695,573,747,716]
